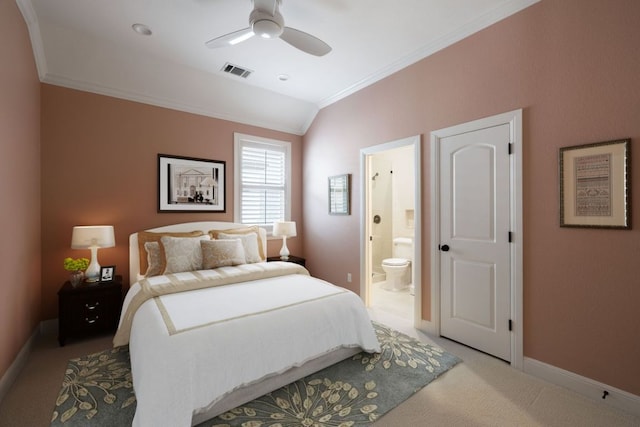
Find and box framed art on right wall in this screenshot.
[328,174,351,215]
[559,138,631,229]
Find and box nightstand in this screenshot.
[57,276,123,346]
[267,255,306,267]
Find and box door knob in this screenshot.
[440,244,450,252]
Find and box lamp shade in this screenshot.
[273,221,296,237]
[71,226,115,249]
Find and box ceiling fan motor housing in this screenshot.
[250,9,284,38]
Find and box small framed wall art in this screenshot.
[559,138,630,229]
[158,154,226,212]
[328,174,351,215]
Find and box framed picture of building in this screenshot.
[158,154,226,212]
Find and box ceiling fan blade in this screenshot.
[280,27,331,56]
[205,27,254,49]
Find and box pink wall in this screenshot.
[4,0,639,401]
[0,0,41,381]
[304,0,640,395]
[40,84,304,320]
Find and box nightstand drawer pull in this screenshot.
[85,316,99,324]
[85,302,100,310]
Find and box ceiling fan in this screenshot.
[205,0,332,56]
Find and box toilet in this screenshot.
[381,237,412,291]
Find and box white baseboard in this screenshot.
[524,357,640,417]
[0,320,59,405]
[0,326,39,404]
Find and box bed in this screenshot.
[115,221,380,427]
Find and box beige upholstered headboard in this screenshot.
[129,222,267,285]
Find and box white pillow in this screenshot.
[161,235,210,274]
[217,232,262,264]
[201,239,246,269]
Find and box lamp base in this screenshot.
[84,246,101,282]
[279,237,290,261]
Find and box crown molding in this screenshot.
[41,72,310,136]
[17,0,538,136]
[15,0,48,80]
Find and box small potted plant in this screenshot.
[64,257,89,286]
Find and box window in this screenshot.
[234,133,291,232]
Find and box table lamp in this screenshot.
[272,221,296,260]
[71,225,115,282]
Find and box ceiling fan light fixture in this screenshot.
[206,0,330,56]
[253,19,282,39]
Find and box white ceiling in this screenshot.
[18,0,538,135]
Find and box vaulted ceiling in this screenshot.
[18,0,538,135]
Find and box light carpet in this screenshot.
[50,322,460,426]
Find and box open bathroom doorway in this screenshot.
[360,135,421,326]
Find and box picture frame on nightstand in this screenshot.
[99,265,115,282]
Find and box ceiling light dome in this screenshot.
[253,19,282,38]
[131,23,152,36]
[249,9,284,39]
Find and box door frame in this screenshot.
[360,135,422,326]
[429,110,523,369]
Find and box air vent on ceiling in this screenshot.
[222,63,252,78]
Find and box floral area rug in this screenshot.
[51,322,461,426]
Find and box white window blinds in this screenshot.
[234,134,291,227]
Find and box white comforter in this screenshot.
[117,263,380,427]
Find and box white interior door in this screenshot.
[439,123,512,361]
